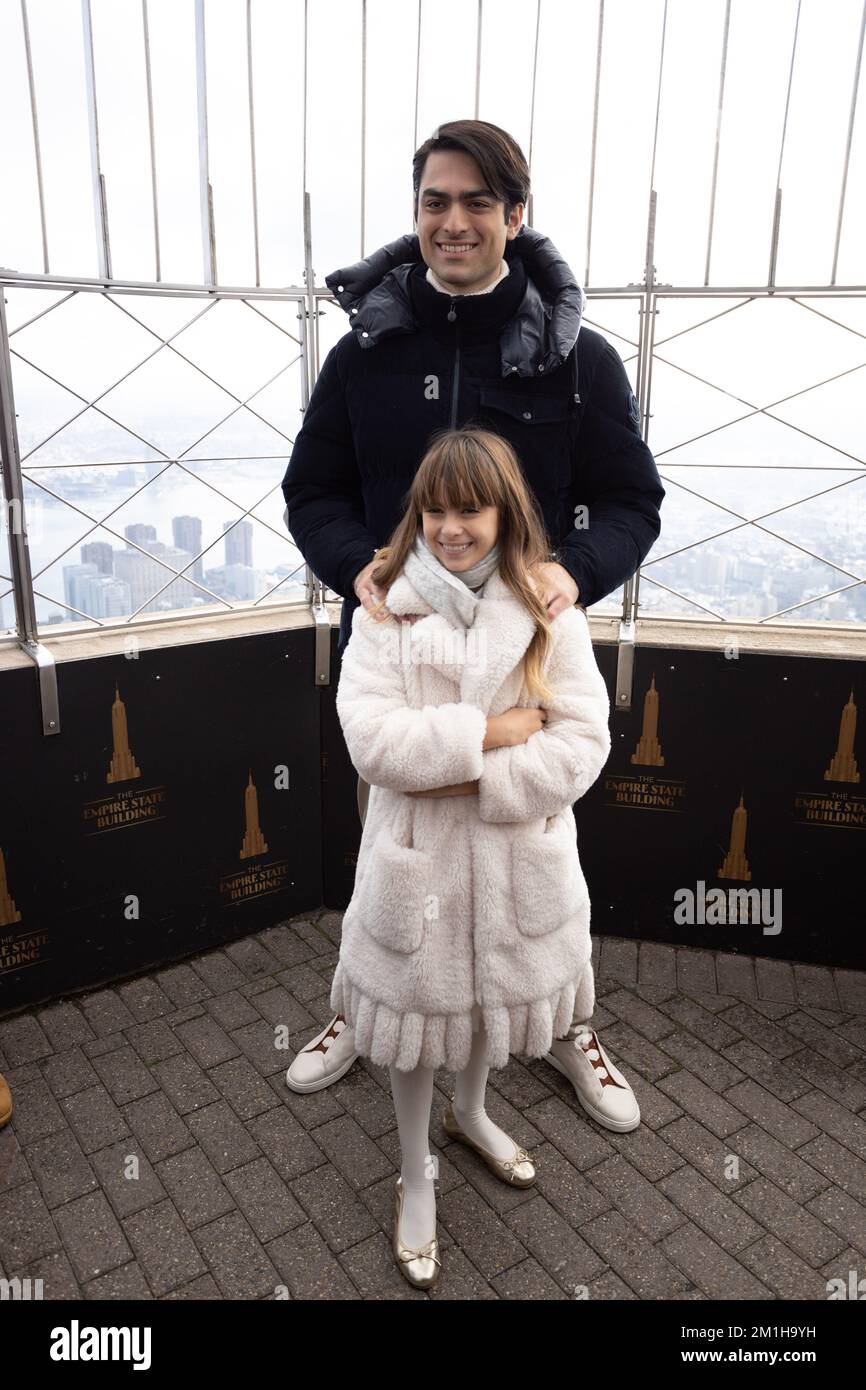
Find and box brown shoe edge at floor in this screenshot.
[0,1071,12,1128]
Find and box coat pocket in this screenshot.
[511,809,589,937]
[353,822,433,954]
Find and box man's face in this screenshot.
[414,149,523,294]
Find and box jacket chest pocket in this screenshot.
[476,388,573,494]
[353,821,433,954]
[510,810,589,937]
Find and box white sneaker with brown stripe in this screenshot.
[286,1013,360,1093]
[545,1027,640,1132]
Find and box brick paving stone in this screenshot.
[164,1273,223,1299]
[0,1181,60,1269]
[89,1139,167,1219]
[274,962,332,1003]
[328,1065,399,1140]
[793,962,840,1011]
[720,1039,813,1104]
[204,991,261,1032]
[778,1010,864,1067]
[154,1147,236,1229]
[225,937,283,979]
[656,1071,750,1139]
[738,1234,832,1300]
[733,1177,847,1265]
[117,977,173,1022]
[638,941,677,990]
[122,1092,193,1164]
[154,964,213,1008]
[124,1019,185,1065]
[0,1015,53,1066]
[123,1198,207,1295]
[657,1164,764,1252]
[256,922,322,967]
[231,1018,299,1078]
[660,1221,775,1299]
[789,1090,866,1161]
[523,1095,616,1170]
[267,1219,359,1299]
[748,997,799,1020]
[173,1017,240,1067]
[676,948,718,996]
[194,1209,282,1298]
[36,1002,95,1051]
[598,988,677,1043]
[300,1113,390,1191]
[579,1208,692,1298]
[717,1002,802,1058]
[797,1133,866,1202]
[25,1128,98,1209]
[585,1153,686,1241]
[91,1045,161,1105]
[250,985,317,1037]
[290,1161,380,1252]
[531,1141,611,1226]
[785,1046,866,1110]
[600,938,638,984]
[586,1267,640,1299]
[84,1261,154,1299]
[209,1056,281,1121]
[0,1128,32,1193]
[190,952,248,993]
[438,1182,526,1281]
[834,970,866,1015]
[53,1190,133,1284]
[657,995,742,1049]
[224,1157,307,1242]
[715,951,758,998]
[9,1249,81,1300]
[837,1016,866,1051]
[726,1123,830,1203]
[152,1053,220,1116]
[7,1077,68,1146]
[186,1102,263,1175]
[658,1029,747,1091]
[61,1085,130,1154]
[755,957,797,1002]
[658,1115,757,1193]
[491,1255,567,1299]
[78,990,137,1037]
[722,1079,822,1148]
[805,1187,866,1255]
[603,1124,687,1183]
[40,1047,99,1101]
[626,1073,684,1130]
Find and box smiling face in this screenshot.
[414,148,524,294]
[421,499,500,571]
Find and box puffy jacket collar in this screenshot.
[325,226,587,380]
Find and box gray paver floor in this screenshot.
[1,912,865,1300]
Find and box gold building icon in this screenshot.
[106,685,142,783]
[631,675,665,766]
[824,690,860,783]
[718,793,752,881]
[240,770,269,859]
[0,846,22,926]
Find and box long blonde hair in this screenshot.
[367,427,558,704]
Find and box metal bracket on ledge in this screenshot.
[310,575,332,687]
[614,572,641,713]
[19,639,61,735]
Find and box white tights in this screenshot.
[389,1015,519,1249]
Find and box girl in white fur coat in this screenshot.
[332,428,611,1286]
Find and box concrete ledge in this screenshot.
[1,599,865,670]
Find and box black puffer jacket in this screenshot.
[281,226,664,652]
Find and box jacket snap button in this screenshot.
[538,363,545,372]
[362,330,369,337]
[351,307,358,314]
[337,284,344,292]
[522,411,532,420]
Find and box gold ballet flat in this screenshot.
[393,1177,442,1289]
[443,1105,537,1187]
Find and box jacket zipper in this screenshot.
[447,297,461,428]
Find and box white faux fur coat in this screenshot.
[331,567,612,1072]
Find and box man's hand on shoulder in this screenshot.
[353,557,420,625]
[531,560,580,619]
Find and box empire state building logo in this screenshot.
[718,793,752,881]
[240,770,269,859]
[106,685,142,783]
[824,690,860,783]
[0,847,21,926]
[631,675,665,766]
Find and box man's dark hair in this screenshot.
[412,119,530,222]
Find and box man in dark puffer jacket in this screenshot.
[282,120,663,1136]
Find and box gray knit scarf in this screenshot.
[402,532,501,630]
